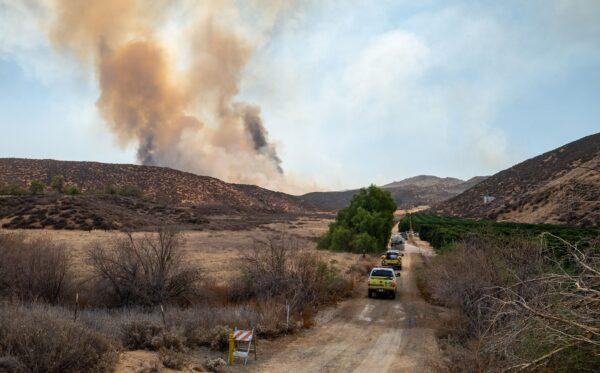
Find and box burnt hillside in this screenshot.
[0,158,308,214]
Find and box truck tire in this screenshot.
[368,290,372,298]
[391,291,396,300]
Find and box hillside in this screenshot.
[432,133,600,226]
[382,175,463,189]
[0,158,311,229]
[300,175,487,211]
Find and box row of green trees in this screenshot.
[0,176,80,196]
[318,185,397,253]
[1,176,144,198]
[399,213,599,254]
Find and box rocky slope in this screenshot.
[432,133,600,226]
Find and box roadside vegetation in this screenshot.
[400,213,599,253]
[407,214,599,371]
[0,228,357,372]
[318,185,396,253]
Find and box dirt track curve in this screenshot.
[249,241,445,372]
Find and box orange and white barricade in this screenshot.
[231,327,256,365]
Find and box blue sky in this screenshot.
[1,0,599,193]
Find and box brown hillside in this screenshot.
[432,133,600,226]
[0,158,307,214]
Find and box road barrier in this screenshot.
[228,326,257,366]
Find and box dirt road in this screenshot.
[250,242,444,372]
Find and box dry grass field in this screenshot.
[9,216,360,283]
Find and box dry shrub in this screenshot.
[86,226,202,307]
[253,300,292,337]
[421,234,600,372]
[0,233,73,303]
[204,357,227,372]
[0,306,117,373]
[121,320,185,351]
[232,234,353,312]
[184,325,229,351]
[159,348,187,370]
[0,355,26,373]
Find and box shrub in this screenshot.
[0,184,26,195]
[159,348,187,369]
[50,175,64,193]
[86,227,202,306]
[0,233,73,303]
[121,321,164,350]
[233,234,353,312]
[121,320,186,351]
[103,184,143,198]
[420,233,600,372]
[29,179,45,195]
[184,325,229,351]
[0,306,118,373]
[0,355,26,373]
[63,185,81,195]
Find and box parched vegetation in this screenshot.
[318,185,396,253]
[0,227,355,371]
[410,214,600,371]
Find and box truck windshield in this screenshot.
[386,252,399,259]
[371,269,393,277]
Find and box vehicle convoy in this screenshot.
[368,267,398,299]
[390,233,405,245]
[381,249,403,270]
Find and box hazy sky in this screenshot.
[1,0,599,193]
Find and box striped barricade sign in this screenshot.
[234,329,253,342]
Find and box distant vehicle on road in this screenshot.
[368,267,397,299]
[390,233,404,245]
[380,249,403,270]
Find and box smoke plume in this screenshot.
[47,0,291,189]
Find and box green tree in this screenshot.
[29,179,45,195]
[319,185,396,253]
[50,175,65,193]
[351,232,379,253]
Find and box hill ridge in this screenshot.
[432,133,600,226]
[0,158,307,213]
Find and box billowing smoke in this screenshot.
[240,104,283,174]
[47,0,291,188]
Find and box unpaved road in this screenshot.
[250,242,445,372]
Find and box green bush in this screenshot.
[50,175,64,193]
[63,185,81,195]
[29,179,45,195]
[319,185,396,253]
[0,184,27,195]
[103,184,143,198]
